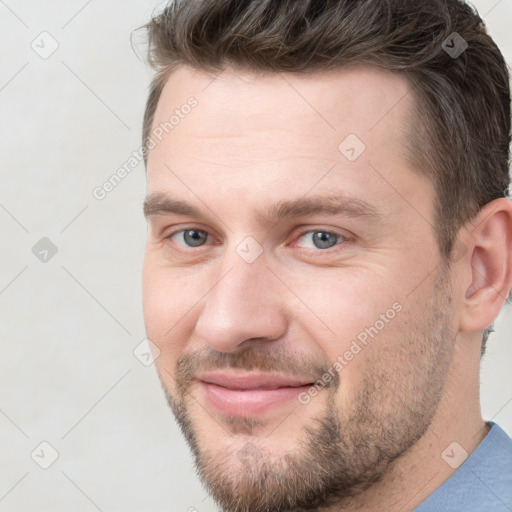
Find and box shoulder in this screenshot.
[415,423,512,512]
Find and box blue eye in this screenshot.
[172,229,208,247]
[167,228,345,252]
[297,231,343,250]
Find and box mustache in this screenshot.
[173,344,339,393]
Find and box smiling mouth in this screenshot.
[196,371,316,416]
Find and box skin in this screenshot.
[142,64,512,511]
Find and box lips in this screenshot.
[197,371,315,416]
[198,371,314,390]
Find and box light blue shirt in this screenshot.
[415,422,512,511]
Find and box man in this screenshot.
[140,0,512,510]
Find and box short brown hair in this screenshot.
[141,0,511,351]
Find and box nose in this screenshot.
[194,253,289,353]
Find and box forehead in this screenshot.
[146,64,432,226]
[151,64,414,149]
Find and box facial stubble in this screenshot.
[157,270,456,512]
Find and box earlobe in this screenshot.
[459,198,512,334]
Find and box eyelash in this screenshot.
[165,227,349,253]
[292,230,348,252]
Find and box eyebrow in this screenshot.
[143,192,382,224]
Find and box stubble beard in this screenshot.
[158,272,456,512]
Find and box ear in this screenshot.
[459,197,512,334]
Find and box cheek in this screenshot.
[290,269,402,346]
[142,260,199,357]
[287,269,408,401]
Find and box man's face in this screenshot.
[143,65,458,511]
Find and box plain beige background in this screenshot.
[0,1,510,511]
